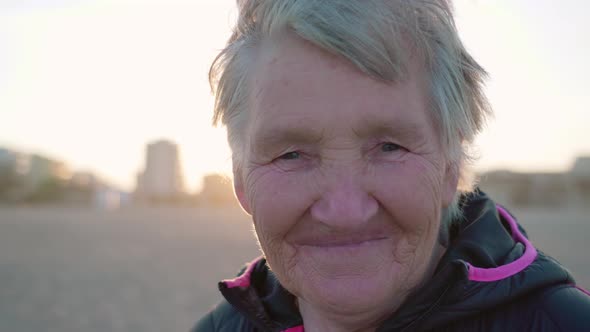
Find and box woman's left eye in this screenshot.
[380,142,401,152]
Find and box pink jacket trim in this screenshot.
[467,205,538,282]
[575,285,590,297]
[222,256,263,289]
[282,326,304,332]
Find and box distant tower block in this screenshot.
[571,157,590,176]
[136,140,185,199]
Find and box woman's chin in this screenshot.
[293,258,404,314]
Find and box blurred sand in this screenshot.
[0,206,587,332]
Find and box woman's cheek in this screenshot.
[249,168,316,277]
[370,156,443,229]
[247,167,315,237]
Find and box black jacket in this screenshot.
[193,192,590,331]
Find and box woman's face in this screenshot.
[234,36,458,317]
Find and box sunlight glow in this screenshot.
[0,0,588,191]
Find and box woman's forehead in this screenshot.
[247,36,433,142]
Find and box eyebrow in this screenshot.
[251,125,325,154]
[249,117,428,155]
[353,118,426,143]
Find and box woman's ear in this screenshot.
[233,171,252,215]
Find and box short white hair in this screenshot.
[210,0,492,224]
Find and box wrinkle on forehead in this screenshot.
[246,33,438,158]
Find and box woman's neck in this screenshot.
[297,298,385,332]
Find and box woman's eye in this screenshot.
[380,142,401,152]
[278,151,300,160]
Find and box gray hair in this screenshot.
[209,0,491,225]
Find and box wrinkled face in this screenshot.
[234,36,457,317]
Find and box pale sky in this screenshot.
[1,0,589,192]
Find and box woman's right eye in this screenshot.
[272,151,308,172]
[278,151,300,160]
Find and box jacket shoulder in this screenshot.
[434,285,590,332]
[191,300,256,332]
[530,284,590,331]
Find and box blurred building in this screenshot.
[569,157,590,205]
[0,147,129,207]
[571,157,590,176]
[135,140,185,201]
[0,149,72,202]
[20,154,72,202]
[26,154,70,188]
[0,148,29,175]
[93,188,130,210]
[198,174,237,206]
[0,148,30,201]
[479,156,590,208]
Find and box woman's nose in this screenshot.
[310,183,378,229]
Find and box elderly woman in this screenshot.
[193,0,590,331]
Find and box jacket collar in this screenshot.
[379,190,572,331]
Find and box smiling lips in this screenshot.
[294,235,389,248]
